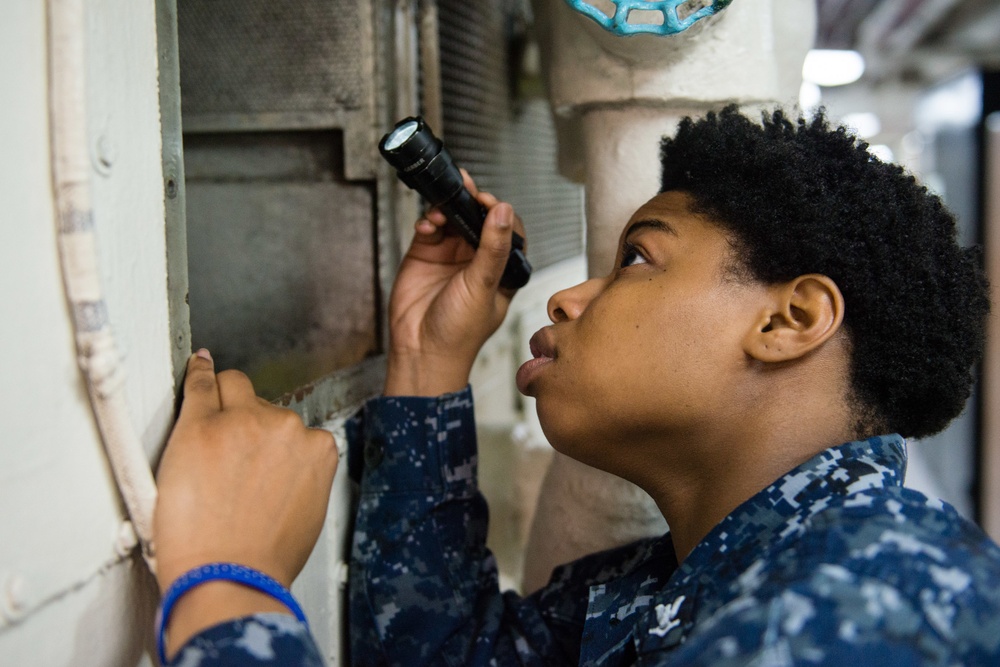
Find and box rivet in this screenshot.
[96,134,116,172]
[3,574,30,621]
[114,521,139,557]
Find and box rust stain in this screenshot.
[277,380,317,407]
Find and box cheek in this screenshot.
[597,290,742,400]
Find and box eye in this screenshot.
[619,242,648,269]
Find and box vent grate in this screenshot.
[178,0,368,128]
[436,0,584,271]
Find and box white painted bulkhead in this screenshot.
[0,3,582,663]
[1,1,164,664]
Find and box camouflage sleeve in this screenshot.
[167,613,325,666]
[347,387,575,667]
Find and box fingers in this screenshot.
[307,426,337,448]
[414,174,525,281]
[307,428,339,470]
[424,207,447,226]
[217,369,261,409]
[460,168,478,196]
[465,202,514,292]
[474,190,499,210]
[178,349,268,423]
[509,210,527,249]
[419,173,500,241]
[424,170,494,224]
[179,350,222,421]
[412,215,446,246]
[459,170,500,210]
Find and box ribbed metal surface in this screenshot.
[501,101,586,270]
[178,0,366,125]
[437,0,584,270]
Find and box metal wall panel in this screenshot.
[179,0,366,127]
[177,0,377,179]
[184,132,377,400]
[177,0,381,400]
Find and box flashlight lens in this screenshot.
[384,120,419,151]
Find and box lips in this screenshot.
[516,328,556,394]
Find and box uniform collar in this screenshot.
[633,434,907,652]
[681,433,907,577]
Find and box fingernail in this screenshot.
[496,204,512,230]
[195,348,212,361]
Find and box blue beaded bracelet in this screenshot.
[155,562,308,665]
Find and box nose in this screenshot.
[547,277,605,323]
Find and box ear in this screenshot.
[743,274,845,363]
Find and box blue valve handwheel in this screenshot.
[563,0,734,36]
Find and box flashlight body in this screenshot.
[379,117,532,289]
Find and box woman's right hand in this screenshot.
[385,170,526,396]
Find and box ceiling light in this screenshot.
[799,81,822,112]
[867,144,894,163]
[840,112,881,139]
[802,50,865,87]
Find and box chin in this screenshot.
[535,399,590,458]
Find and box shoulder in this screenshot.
[796,486,1000,587]
[698,487,1000,665]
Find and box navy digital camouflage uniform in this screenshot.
[168,387,1000,665]
[165,612,323,666]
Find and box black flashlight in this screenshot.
[379,116,532,290]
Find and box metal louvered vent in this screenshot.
[178,0,368,129]
[437,0,584,271]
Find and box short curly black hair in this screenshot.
[660,106,990,439]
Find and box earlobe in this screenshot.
[743,274,845,363]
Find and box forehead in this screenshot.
[618,191,717,245]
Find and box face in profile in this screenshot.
[517,191,772,479]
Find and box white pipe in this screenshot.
[47,0,158,571]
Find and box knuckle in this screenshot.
[489,239,510,257]
[185,373,216,394]
[276,408,306,432]
[192,419,222,445]
[316,429,337,452]
[217,369,250,384]
[306,429,337,462]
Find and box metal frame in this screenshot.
[156,0,192,391]
[981,111,1000,542]
[156,0,439,421]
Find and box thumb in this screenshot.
[178,349,222,422]
[466,203,513,292]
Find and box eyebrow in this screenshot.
[625,218,678,241]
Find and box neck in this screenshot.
[638,364,856,563]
